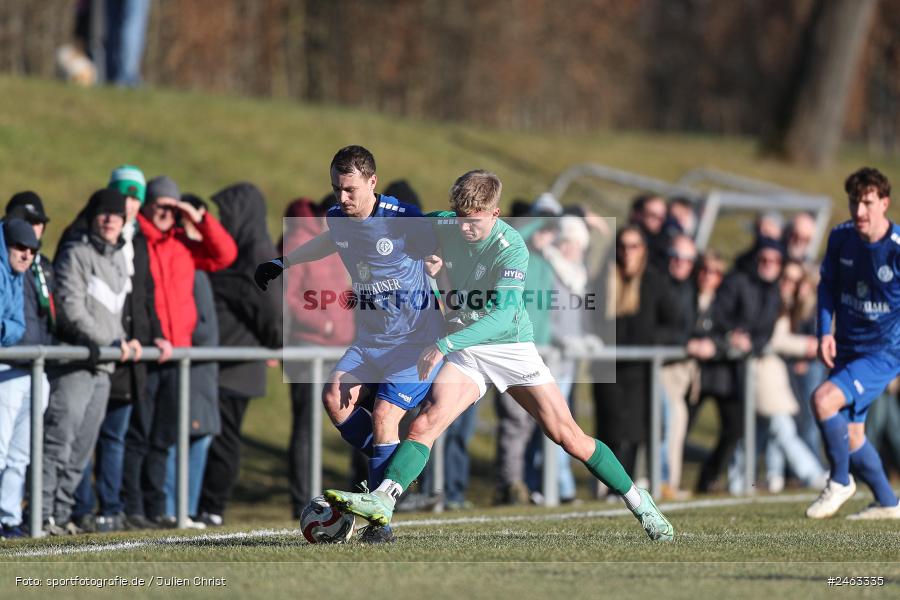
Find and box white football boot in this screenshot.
[806,476,856,519]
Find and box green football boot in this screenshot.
[632,488,675,542]
[324,489,395,527]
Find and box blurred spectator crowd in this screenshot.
[1,169,899,540]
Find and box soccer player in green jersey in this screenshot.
[325,170,674,541]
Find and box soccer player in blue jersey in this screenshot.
[255,146,444,541]
[807,167,900,520]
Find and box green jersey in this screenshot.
[430,211,534,354]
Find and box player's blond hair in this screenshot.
[449,170,502,214]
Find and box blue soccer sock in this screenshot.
[336,407,374,457]
[368,442,400,488]
[849,440,899,507]
[818,413,850,485]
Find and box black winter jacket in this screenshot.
[208,183,283,399]
[592,264,680,444]
[700,267,781,399]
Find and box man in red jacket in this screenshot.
[122,175,237,529]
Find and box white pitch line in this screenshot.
[0,492,822,558]
[392,492,820,528]
[4,529,294,558]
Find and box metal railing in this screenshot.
[0,343,762,537]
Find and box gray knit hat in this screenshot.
[146,175,181,203]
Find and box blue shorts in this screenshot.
[828,349,900,423]
[333,343,439,409]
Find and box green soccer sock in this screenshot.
[382,440,431,490]
[582,439,634,496]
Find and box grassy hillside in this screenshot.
[3,74,900,521]
[3,74,900,254]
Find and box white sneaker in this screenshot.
[846,502,900,520]
[806,477,856,519]
[184,518,207,530]
[767,475,785,494]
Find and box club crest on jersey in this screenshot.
[878,265,894,283]
[446,261,453,269]
[357,262,371,282]
[857,281,869,298]
[474,263,487,280]
[376,238,394,256]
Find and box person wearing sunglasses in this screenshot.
[694,237,785,494]
[0,217,40,539]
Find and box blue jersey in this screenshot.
[818,220,900,356]
[325,194,443,347]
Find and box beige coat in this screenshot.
[754,316,811,417]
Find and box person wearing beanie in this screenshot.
[694,235,785,494]
[69,165,173,534]
[108,165,147,205]
[108,165,147,274]
[42,189,140,536]
[6,191,50,227]
[122,175,236,528]
[0,218,28,349]
[0,217,45,538]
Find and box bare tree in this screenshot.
[765,0,878,167]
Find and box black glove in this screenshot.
[84,340,101,367]
[254,257,287,291]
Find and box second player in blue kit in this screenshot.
[808,167,900,520]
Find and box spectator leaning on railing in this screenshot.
[751,259,826,494]
[122,175,236,530]
[694,237,784,494]
[0,217,42,539]
[659,234,699,500]
[44,189,139,536]
[70,165,173,534]
[157,193,221,528]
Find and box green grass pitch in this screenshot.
[1,494,897,599]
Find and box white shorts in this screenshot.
[445,342,555,399]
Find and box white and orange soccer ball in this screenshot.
[300,496,356,544]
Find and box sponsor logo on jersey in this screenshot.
[840,257,853,267]
[352,278,402,295]
[501,268,526,281]
[357,262,371,282]
[840,293,890,315]
[878,265,894,282]
[474,263,487,280]
[335,240,349,248]
[376,238,394,256]
[857,281,869,298]
[854,379,865,395]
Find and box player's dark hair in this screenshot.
[845,167,891,201]
[331,145,376,179]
